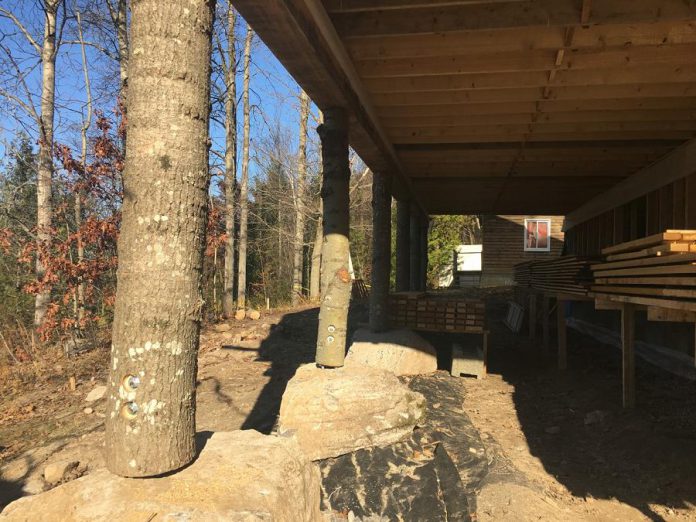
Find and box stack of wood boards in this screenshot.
[513,257,594,295]
[389,292,485,333]
[590,230,696,311]
[513,262,532,287]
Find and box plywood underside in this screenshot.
[237,0,696,214]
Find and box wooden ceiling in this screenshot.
[235,0,696,214]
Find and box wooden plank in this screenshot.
[647,307,696,323]
[595,276,696,286]
[542,294,550,355]
[590,292,696,311]
[590,251,696,270]
[356,44,696,78]
[330,0,696,37]
[590,285,696,299]
[557,298,567,370]
[621,303,636,409]
[593,264,696,277]
[529,293,537,341]
[600,231,686,255]
[345,21,696,60]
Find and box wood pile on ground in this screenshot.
[590,230,696,311]
[514,256,595,296]
[389,292,485,333]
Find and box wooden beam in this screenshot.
[565,139,696,229]
[372,83,696,106]
[355,44,696,78]
[344,21,696,60]
[330,0,696,37]
[377,98,696,118]
[364,68,696,93]
[557,298,567,370]
[621,303,636,408]
[528,293,537,341]
[542,294,551,355]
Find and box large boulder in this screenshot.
[1,431,321,522]
[345,328,437,376]
[278,363,426,461]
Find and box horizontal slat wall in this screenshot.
[482,215,564,284]
[566,171,696,255]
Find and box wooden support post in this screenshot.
[419,214,428,291]
[369,171,391,332]
[395,199,410,292]
[557,299,567,370]
[409,204,420,291]
[315,107,350,368]
[528,293,537,341]
[621,303,636,408]
[542,294,550,355]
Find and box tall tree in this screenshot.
[105,0,214,477]
[236,23,252,311]
[105,0,129,110]
[34,0,60,330]
[291,90,310,306]
[221,3,237,316]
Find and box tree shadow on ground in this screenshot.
[240,303,368,433]
[484,294,696,521]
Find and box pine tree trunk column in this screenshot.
[420,215,429,291]
[370,171,391,332]
[409,204,420,291]
[395,199,410,292]
[105,0,214,477]
[315,108,351,368]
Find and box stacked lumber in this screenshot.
[389,292,485,333]
[590,230,696,311]
[513,261,533,287]
[514,257,594,295]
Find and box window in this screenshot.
[524,219,551,252]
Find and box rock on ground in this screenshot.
[84,385,106,403]
[1,431,322,522]
[345,329,437,376]
[320,429,470,521]
[278,363,426,461]
[43,460,80,485]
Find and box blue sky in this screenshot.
[0,3,320,191]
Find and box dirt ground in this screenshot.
[2,295,696,521]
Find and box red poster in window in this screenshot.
[524,219,551,252]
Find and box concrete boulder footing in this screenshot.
[0,431,322,522]
[278,363,426,461]
[345,328,438,376]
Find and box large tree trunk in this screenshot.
[292,90,310,306]
[236,24,252,310]
[315,107,350,368]
[106,0,129,117]
[395,199,410,292]
[34,0,59,330]
[409,205,420,291]
[105,0,214,477]
[309,197,322,300]
[222,5,237,317]
[369,171,391,332]
[75,10,92,326]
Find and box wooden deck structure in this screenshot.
[233,1,696,404]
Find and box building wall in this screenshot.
[565,171,696,256]
[481,215,565,286]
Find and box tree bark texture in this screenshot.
[369,171,391,332]
[292,90,310,306]
[395,199,410,292]
[420,216,429,291]
[105,0,214,477]
[309,196,323,301]
[315,107,350,368]
[34,0,59,329]
[222,5,237,317]
[236,23,252,310]
[409,205,420,291]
